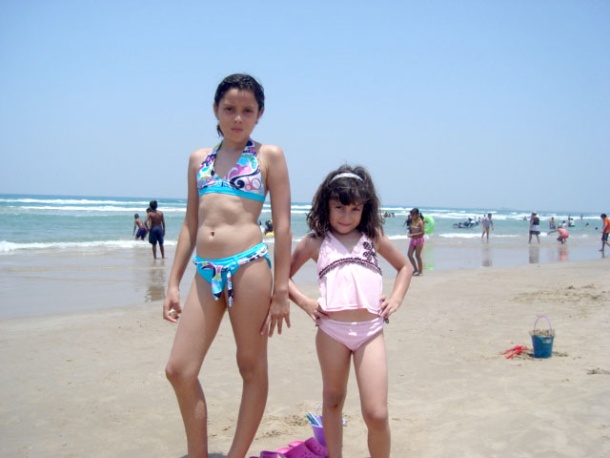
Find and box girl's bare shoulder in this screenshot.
[187,147,215,170]
[189,146,213,162]
[299,232,323,251]
[257,142,285,159]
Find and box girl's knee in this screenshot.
[165,360,197,387]
[165,361,182,385]
[323,390,347,410]
[362,405,388,429]
[235,352,267,381]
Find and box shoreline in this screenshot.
[0,234,607,318]
[1,260,609,456]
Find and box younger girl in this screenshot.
[163,74,292,457]
[289,165,412,458]
[407,208,425,276]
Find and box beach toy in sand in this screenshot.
[423,215,435,234]
[255,435,328,457]
[530,315,555,358]
[502,345,527,359]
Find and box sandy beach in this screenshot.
[1,241,609,457]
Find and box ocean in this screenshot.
[1,194,605,317]
[0,194,601,252]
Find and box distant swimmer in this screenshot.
[145,200,165,259]
[407,208,425,276]
[481,213,494,242]
[600,214,610,253]
[133,213,148,240]
[529,212,540,244]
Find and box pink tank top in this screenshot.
[317,232,383,314]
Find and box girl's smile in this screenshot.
[329,199,363,234]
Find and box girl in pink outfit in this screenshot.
[289,165,413,458]
[406,208,425,276]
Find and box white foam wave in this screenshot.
[0,197,150,206]
[14,205,186,213]
[0,239,177,253]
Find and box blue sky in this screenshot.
[1,0,608,213]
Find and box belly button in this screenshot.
[210,231,215,237]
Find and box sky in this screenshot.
[1,0,608,213]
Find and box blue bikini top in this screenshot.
[197,139,265,202]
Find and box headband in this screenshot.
[330,172,363,183]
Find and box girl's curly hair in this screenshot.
[307,164,382,240]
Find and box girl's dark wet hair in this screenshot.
[214,73,265,136]
[307,165,382,240]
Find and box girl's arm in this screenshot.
[289,235,325,322]
[375,232,413,319]
[162,150,202,322]
[263,144,292,336]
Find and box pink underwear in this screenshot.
[317,317,385,351]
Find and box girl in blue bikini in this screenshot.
[163,74,292,457]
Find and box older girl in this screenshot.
[163,74,291,457]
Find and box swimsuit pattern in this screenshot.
[193,243,270,307]
[196,139,265,201]
[318,240,381,279]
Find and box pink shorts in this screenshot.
[410,237,425,248]
[317,317,385,351]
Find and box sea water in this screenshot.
[0,194,601,253]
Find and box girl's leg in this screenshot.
[226,259,273,458]
[415,244,424,275]
[407,245,417,274]
[354,334,390,458]
[316,328,352,458]
[165,275,226,458]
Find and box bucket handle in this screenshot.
[532,314,553,332]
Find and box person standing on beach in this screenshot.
[133,213,148,240]
[600,213,610,253]
[288,165,412,458]
[481,212,494,242]
[145,200,165,259]
[407,208,425,276]
[529,211,541,244]
[162,74,291,458]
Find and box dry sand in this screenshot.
[1,260,609,457]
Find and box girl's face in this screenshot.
[328,199,363,235]
[214,88,263,142]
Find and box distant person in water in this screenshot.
[600,214,610,253]
[407,208,425,276]
[529,212,540,244]
[133,213,148,240]
[548,227,569,244]
[481,213,494,242]
[145,200,165,259]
